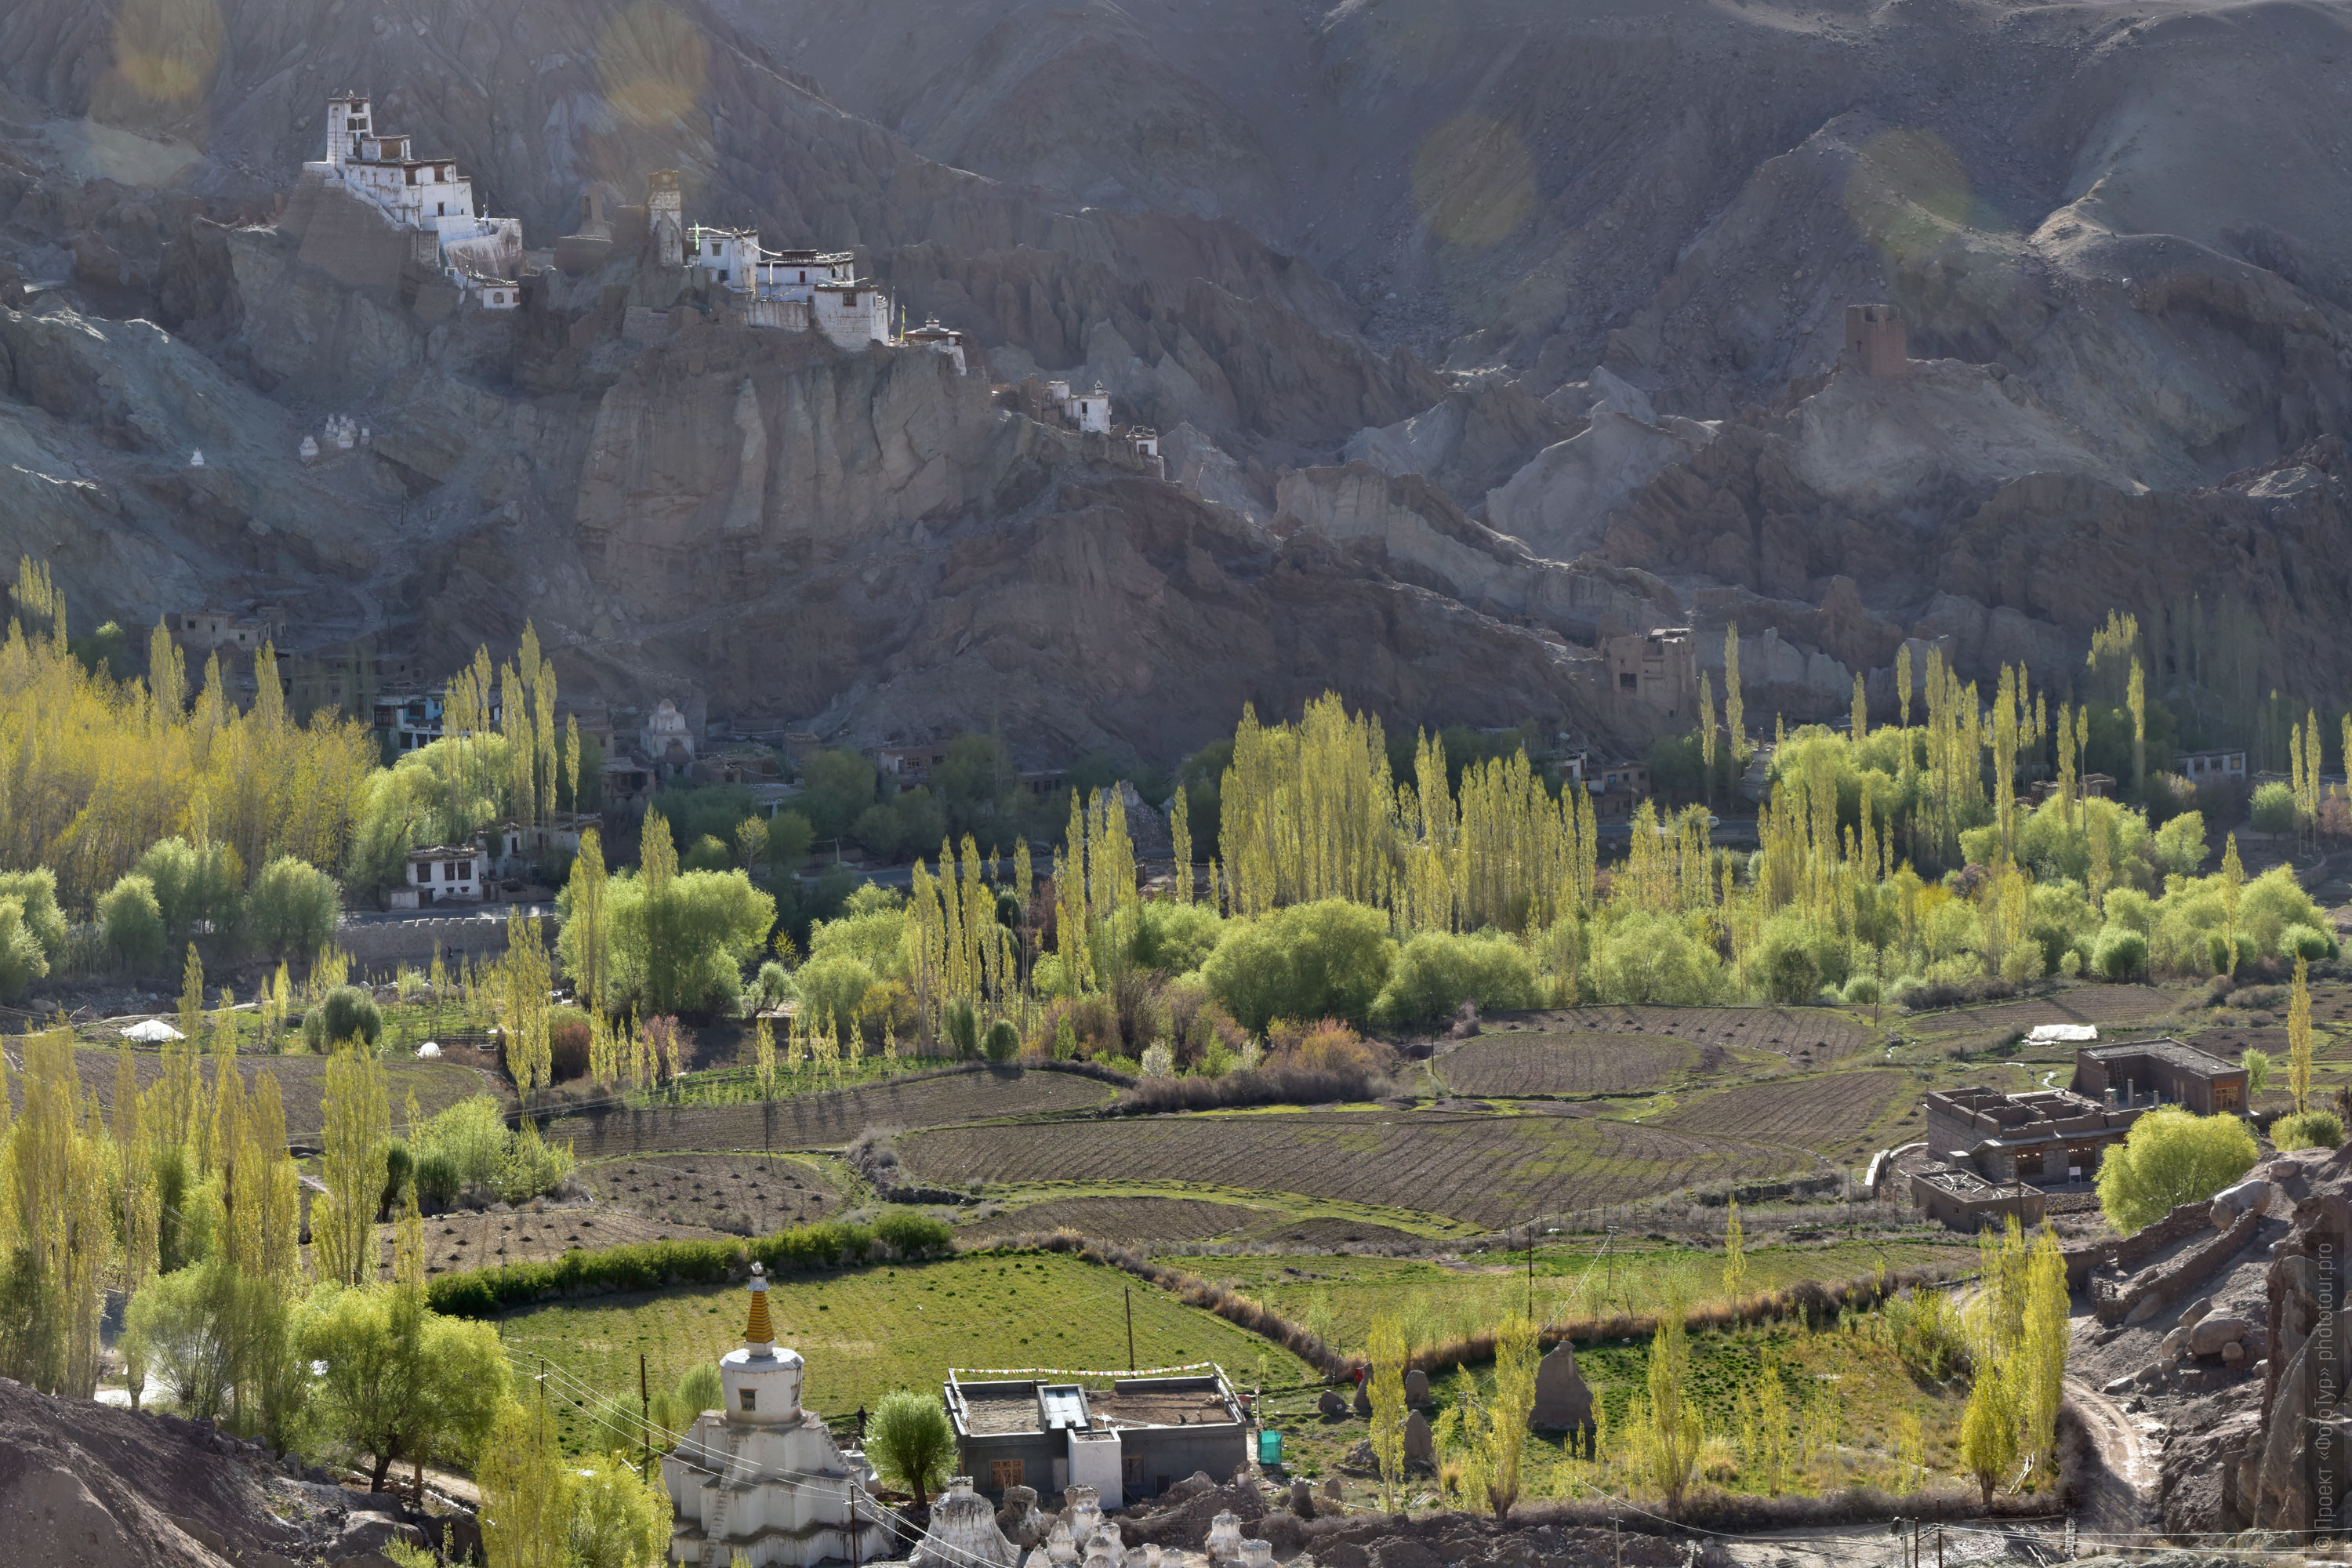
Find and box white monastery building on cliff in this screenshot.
[308,94,522,307]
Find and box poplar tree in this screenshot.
[2127,658,2147,799]
[1960,1358,2016,1507]
[1724,626,1747,770]
[1639,1294,1704,1514]
[1367,1311,1407,1512]
[2220,833,2245,975]
[1697,671,1716,805]
[315,1040,390,1288]
[1170,787,1192,903]
[2290,955,2314,1116]
[1722,1200,1746,1304]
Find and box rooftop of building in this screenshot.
[2080,1038,2241,1076]
[946,1370,1238,1438]
[406,844,478,861]
[1913,1162,2031,1200]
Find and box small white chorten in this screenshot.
[188,448,205,468]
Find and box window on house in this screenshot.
[989,1460,1023,1491]
[739,1388,757,1412]
[1619,673,1638,690]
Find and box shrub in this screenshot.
[1200,899,1395,1032]
[0,898,47,1000]
[1271,1017,1385,1075]
[1114,1062,1381,1113]
[307,985,383,1051]
[0,867,70,956]
[983,1018,1021,1062]
[2272,1110,2343,1151]
[683,834,735,873]
[873,1210,953,1258]
[2279,923,2336,963]
[1370,930,1540,1026]
[1840,974,1881,1006]
[98,874,168,972]
[2092,925,2149,981]
[1126,901,1226,974]
[2250,782,2298,837]
[942,997,980,1058]
[2096,1105,2259,1233]
[549,1017,592,1082]
[247,855,343,958]
[414,1150,464,1210]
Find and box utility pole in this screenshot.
[641,1352,652,1479]
[1125,1287,1135,1370]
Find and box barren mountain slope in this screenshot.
[1,0,2349,743]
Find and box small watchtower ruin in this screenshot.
[1843,303,1907,378]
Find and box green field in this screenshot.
[1169,1238,1980,1357]
[495,1251,1318,1454]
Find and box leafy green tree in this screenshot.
[1200,899,1395,1033]
[2241,1047,2273,1096]
[799,751,877,842]
[983,1018,1021,1062]
[0,868,67,959]
[866,1388,955,1506]
[1590,912,1722,1005]
[767,809,815,869]
[247,855,341,958]
[1123,901,1225,974]
[557,862,777,1017]
[568,1450,673,1568]
[307,985,383,1051]
[478,1392,572,1568]
[2151,811,2208,877]
[133,837,245,942]
[2095,1106,2259,1233]
[2251,781,2298,838]
[99,873,168,971]
[299,1285,509,1492]
[792,953,879,1039]
[122,1264,239,1419]
[683,834,734,873]
[2092,925,2148,980]
[1369,931,1539,1025]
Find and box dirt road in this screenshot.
[2065,1375,2160,1536]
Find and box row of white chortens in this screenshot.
[662,1269,1266,1568]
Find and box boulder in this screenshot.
[2178,1298,2215,1328]
[1530,1341,1593,1432]
[1287,1479,1314,1519]
[2160,1326,2191,1358]
[1352,1382,1371,1419]
[2187,1316,2250,1358]
[1321,1476,1344,1502]
[2221,1341,2248,1366]
[336,1514,426,1556]
[2209,1179,2284,1229]
[1318,1388,1350,1418]
[1402,1369,1431,1406]
[1402,1411,1435,1468]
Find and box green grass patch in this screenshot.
[497,1250,1317,1454]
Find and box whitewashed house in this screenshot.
[391,844,481,908]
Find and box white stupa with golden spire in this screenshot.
[661,1263,894,1566]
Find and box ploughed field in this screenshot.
[899,1109,1805,1229]
[368,1207,742,1276]
[539,1065,1116,1157]
[1435,1031,1698,1097]
[60,1047,487,1143]
[1657,1069,1916,1162]
[576,1153,838,1235]
[1504,1005,1875,1064]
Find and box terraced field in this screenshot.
[541,1065,1116,1158]
[901,1110,1805,1229]
[356,1206,742,1277]
[1657,1069,1916,1161]
[578,1153,838,1234]
[1437,1032,1697,1097]
[1905,985,2181,1036]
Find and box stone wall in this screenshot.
[2093,1207,2264,1324]
[337,914,528,973]
[2063,1200,2212,1290]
